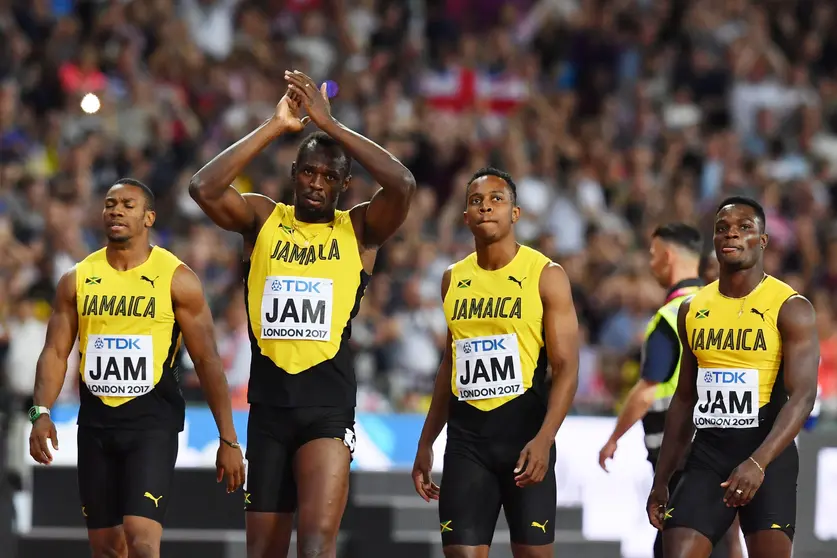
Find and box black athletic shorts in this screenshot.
[244,404,355,513]
[438,439,557,547]
[77,427,179,529]
[664,441,798,545]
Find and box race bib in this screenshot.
[455,333,524,401]
[694,368,759,429]
[260,276,333,341]
[84,334,154,397]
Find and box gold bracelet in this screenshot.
[749,456,765,476]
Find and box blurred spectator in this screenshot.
[389,277,447,411]
[0,0,836,427]
[3,291,47,491]
[216,286,251,406]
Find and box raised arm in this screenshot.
[514,263,580,487]
[171,264,245,492]
[648,298,698,529]
[412,267,453,502]
[721,294,819,508]
[285,71,416,247]
[30,268,78,464]
[189,94,306,237]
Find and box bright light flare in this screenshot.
[80,93,101,114]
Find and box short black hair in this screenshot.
[652,223,703,255]
[466,167,517,205]
[296,131,353,179]
[113,178,154,210]
[716,196,766,233]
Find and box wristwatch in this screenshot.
[28,406,51,424]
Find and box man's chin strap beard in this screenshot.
[107,235,131,246]
[296,204,335,223]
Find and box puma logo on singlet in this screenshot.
[140,275,158,288]
[507,275,525,289]
[144,492,163,508]
[531,520,548,533]
[750,307,767,322]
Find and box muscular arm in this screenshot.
[171,265,237,442]
[751,295,819,468]
[536,263,580,441]
[318,118,416,247]
[418,268,453,448]
[33,269,78,408]
[652,299,698,489]
[188,118,282,237]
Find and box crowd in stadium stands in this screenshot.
[2,0,837,424]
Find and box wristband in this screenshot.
[220,437,240,449]
[28,406,50,424]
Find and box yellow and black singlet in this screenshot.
[443,245,552,442]
[76,247,185,431]
[684,275,797,464]
[246,203,369,408]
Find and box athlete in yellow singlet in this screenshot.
[412,168,579,558]
[190,71,415,557]
[28,179,244,558]
[648,197,820,558]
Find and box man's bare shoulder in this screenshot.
[242,193,278,213]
